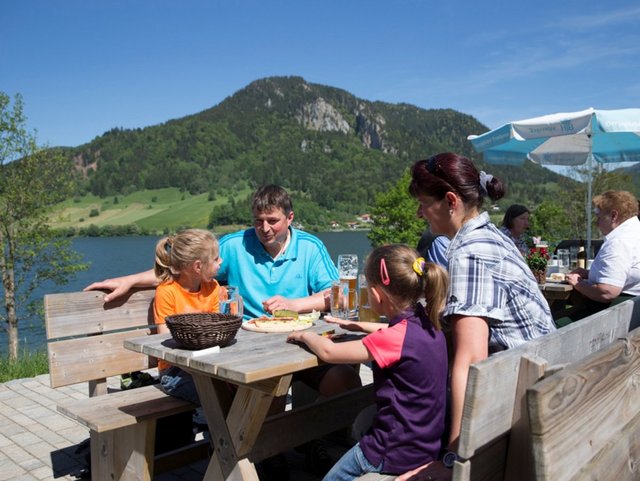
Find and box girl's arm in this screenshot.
[447,315,489,447]
[324,316,388,334]
[287,331,373,364]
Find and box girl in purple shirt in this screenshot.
[288,244,449,480]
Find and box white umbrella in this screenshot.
[468,107,640,254]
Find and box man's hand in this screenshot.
[84,278,135,303]
[262,295,298,314]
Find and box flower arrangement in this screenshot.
[526,246,550,272]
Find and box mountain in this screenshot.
[63,76,563,222]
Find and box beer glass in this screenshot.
[337,254,358,316]
[330,280,350,319]
[358,274,380,322]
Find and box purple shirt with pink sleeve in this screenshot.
[360,305,448,474]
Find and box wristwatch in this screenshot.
[442,451,461,469]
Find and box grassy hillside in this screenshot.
[48,188,252,234]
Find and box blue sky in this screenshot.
[2,0,640,148]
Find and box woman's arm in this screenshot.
[566,277,623,303]
[287,331,373,364]
[448,315,489,446]
[84,269,158,303]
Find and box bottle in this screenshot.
[577,242,587,269]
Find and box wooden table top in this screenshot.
[125,319,362,385]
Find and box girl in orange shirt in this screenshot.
[153,228,222,404]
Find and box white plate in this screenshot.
[241,319,314,333]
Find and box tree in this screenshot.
[368,169,425,247]
[0,92,87,360]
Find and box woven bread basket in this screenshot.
[165,312,242,350]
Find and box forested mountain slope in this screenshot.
[64,76,562,216]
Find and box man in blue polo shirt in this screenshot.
[218,184,338,320]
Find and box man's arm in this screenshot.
[84,269,158,303]
[262,289,330,314]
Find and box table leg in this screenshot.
[192,372,292,481]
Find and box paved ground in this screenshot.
[0,367,373,481]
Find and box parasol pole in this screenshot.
[586,164,592,258]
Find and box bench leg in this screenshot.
[90,421,156,481]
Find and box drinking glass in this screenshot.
[337,254,358,316]
[330,280,350,319]
[220,287,243,317]
[557,249,570,273]
[358,274,380,322]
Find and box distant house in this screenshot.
[347,222,359,230]
[357,214,373,223]
[330,221,340,229]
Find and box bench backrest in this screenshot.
[453,297,638,481]
[527,326,640,481]
[45,288,157,395]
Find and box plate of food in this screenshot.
[546,272,567,283]
[242,310,320,333]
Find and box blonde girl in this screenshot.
[153,228,222,405]
[287,244,449,480]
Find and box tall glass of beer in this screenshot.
[337,254,358,317]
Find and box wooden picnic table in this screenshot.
[539,280,573,317]
[124,319,373,481]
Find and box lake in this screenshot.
[1,230,374,355]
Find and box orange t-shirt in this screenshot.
[153,278,221,371]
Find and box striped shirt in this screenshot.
[444,212,555,350]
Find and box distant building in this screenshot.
[357,214,373,223]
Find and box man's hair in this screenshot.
[251,185,293,215]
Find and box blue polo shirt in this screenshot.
[217,227,339,320]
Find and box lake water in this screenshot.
[1,230,373,355]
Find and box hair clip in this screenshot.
[425,156,437,173]
[412,257,426,276]
[380,258,391,286]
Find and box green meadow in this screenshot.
[47,187,253,234]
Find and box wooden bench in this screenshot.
[527,326,640,481]
[45,288,207,481]
[453,296,639,481]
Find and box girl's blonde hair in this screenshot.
[154,229,218,283]
[364,244,449,329]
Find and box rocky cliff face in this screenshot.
[296,97,351,134]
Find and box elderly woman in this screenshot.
[500,204,530,255]
[407,152,556,463]
[565,190,640,316]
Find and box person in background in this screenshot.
[85,185,360,480]
[405,153,555,476]
[288,244,449,480]
[565,190,640,318]
[416,229,449,269]
[152,229,222,405]
[500,204,530,256]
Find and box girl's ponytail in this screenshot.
[154,236,174,283]
[421,261,448,330]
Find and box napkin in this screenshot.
[185,345,221,358]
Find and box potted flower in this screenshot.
[526,246,550,284]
